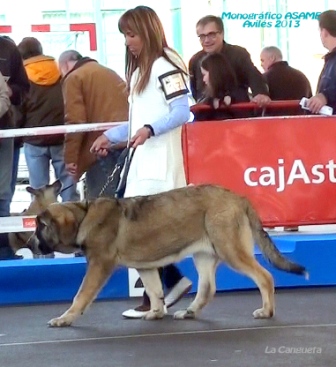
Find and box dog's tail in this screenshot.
[244,199,308,277]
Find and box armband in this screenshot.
[159,70,189,100]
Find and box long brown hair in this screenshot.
[201,53,238,99]
[118,6,187,94]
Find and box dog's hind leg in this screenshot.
[137,269,165,320]
[48,259,116,327]
[246,260,274,318]
[209,219,275,319]
[221,248,275,319]
[174,252,218,320]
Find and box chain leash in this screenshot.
[98,165,119,197]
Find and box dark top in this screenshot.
[317,47,336,113]
[263,61,312,116]
[189,41,269,102]
[264,61,312,100]
[194,89,253,121]
[0,37,30,129]
[20,55,64,146]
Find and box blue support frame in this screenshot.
[1,232,335,306]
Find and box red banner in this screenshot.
[183,114,336,226]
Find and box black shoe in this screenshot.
[0,233,23,260]
[0,253,23,260]
[10,254,23,260]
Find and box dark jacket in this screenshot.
[317,47,336,113]
[189,41,269,102]
[263,61,312,115]
[21,55,65,146]
[0,36,30,129]
[0,106,14,130]
[194,89,252,121]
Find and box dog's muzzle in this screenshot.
[26,233,53,255]
[26,233,39,251]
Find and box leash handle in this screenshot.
[114,148,135,198]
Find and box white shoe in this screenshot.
[122,305,168,319]
[122,308,150,319]
[164,277,192,308]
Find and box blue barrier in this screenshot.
[1,233,335,306]
[176,233,336,293]
[0,258,129,306]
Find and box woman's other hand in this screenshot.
[90,134,112,156]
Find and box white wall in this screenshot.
[1,0,335,90]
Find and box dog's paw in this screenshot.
[143,309,165,320]
[252,308,274,319]
[48,316,73,327]
[173,309,196,320]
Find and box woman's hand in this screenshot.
[90,134,112,157]
[130,126,152,148]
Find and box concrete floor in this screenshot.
[0,287,335,367]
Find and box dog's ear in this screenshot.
[36,210,54,228]
[26,186,37,196]
[51,179,62,195]
[36,215,48,228]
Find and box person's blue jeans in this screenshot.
[23,143,80,202]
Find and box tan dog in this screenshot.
[27,184,307,327]
[9,180,62,252]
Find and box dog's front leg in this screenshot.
[137,269,165,320]
[48,260,115,327]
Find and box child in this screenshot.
[196,52,250,120]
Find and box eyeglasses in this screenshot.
[198,31,221,42]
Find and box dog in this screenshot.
[27,184,307,327]
[9,180,62,253]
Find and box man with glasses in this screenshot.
[189,15,270,106]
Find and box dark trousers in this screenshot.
[142,264,183,306]
[0,138,16,259]
[0,233,16,259]
[10,144,20,199]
